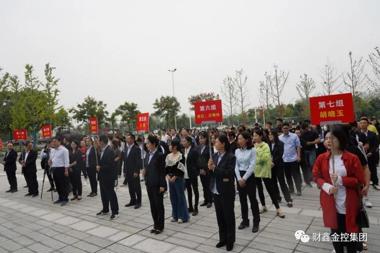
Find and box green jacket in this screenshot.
[254,142,272,178]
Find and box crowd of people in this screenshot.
[1,116,379,252]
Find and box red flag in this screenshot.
[13,129,28,141]
[193,99,223,124]
[136,113,150,132]
[89,117,98,134]
[41,124,52,138]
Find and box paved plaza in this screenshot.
[0,164,379,253]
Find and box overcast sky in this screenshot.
[1,0,379,116]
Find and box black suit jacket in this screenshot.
[98,146,116,182]
[210,152,236,198]
[123,144,142,175]
[185,146,199,178]
[144,150,166,189]
[365,131,379,158]
[3,149,17,171]
[270,141,284,166]
[19,150,37,174]
[86,146,98,168]
[197,145,212,174]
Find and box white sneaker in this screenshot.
[178,219,183,224]
[364,199,373,208]
[373,184,380,191]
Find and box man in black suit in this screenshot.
[3,142,18,192]
[96,135,119,219]
[208,135,236,252]
[143,135,166,234]
[182,136,200,216]
[19,141,38,197]
[123,133,142,209]
[197,132,213,208]
[85,137,98,197]
[360,117,380,190]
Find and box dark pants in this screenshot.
[87,167,98,194]
[126,173,142,204]
[368,155,379,186]
[6,169,17,190]
[283,161,302,194]
[331,213,359,253]
[147,186,165,231]
[169,177,189,222]
[100,179,119,214]
[81,166,88,179]
[237,171,260,226]
[53,167,69,201]
[186,176,199,211]
[200,172,213,204]
[302,150,316,184]
[25,171,38,195]
[256,177,281,209]
[70,168,82,197]
[45,168,55,189]
[272,164,292,202]
[213,193,235,246]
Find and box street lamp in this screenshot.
[168,68,177,130]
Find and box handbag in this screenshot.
[357,194,369,228]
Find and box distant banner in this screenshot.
[41,124,52,138]
[89,117,98,134]
[309,93,355,125]
[136,113,149,132]
[194,99,223,124]
[13,129,28,141]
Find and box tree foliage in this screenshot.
[153,96,180,128]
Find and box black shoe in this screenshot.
[96,210,109,216]
[24,185,28,188]
[6,189,12,193]
[207,203,212,208]
[200,202,207,207]
[150,229,157,234]
[154,229,162,234]
[226,244,234,251]
[278,197,282,203]
[71,196,77,201]
[216,242,226,248]
[134,204,141,209]
[54,200,62,204]
[287,202,293,208]
[32,193,38,197]
[192,210,198,216]
[125,202,135,207]
[252,225,259,233]
[238,222,249,230]
[10,189,18,193]
[25,193,32,197]
[47,188,55,192]
[188,207,194,213]
[60,201,68,206]
[110,214,118,220]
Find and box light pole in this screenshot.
[168,68,177,130]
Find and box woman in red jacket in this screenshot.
[313,125,365,253]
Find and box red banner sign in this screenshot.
[309,93,355,125]
[136,113,149,132]
[13,129,28,141]
[89,117,98,134]
[0,139,3,151]
[194,99,223,124]
[41,124,52,138]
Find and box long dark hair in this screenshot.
[217,134,230,152]
[270,129,280,144]
[238,131,253,149]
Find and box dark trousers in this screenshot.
[302,150,316,184]
[100,179,119,214]
[45,168,55,189]
[25,171,38,195]
[69,168,82,197]
[368,156,379,186]
[87,167,98,194]
[213,193,235,246]
[186,176,199,211]
[81,167,88,179]
[237,172,260,226]
[272,164,292,202]
[53,167,69,201]
[283,161,302,194]
[256,177,280,209]
[147,186,165,231]
[200,173,213,204]
[331,213,359,253]
[126,173,142,204]
[6,169,17,190]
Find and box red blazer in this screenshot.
[312,151,365,233]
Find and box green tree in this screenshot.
[153,96,180,128]
[69,96,109,127]
[188,92,219,110]
[113,101,140,131]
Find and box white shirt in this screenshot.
[235,148,256,181]
[126,143,134,157]
[86,147,92,168]
[50,145,70,168]
[212,152,225,195]
[321,154,347,214]
[183,147,190,179]
[24,151,30,162]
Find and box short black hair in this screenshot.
[198,131,209,145]
[170,139,181,151]
[276,118,283,123]
[330,124,348,150]
[282,122,290,127]
[238,131,253,149]
[360,116,369,123]
[99,135,108,144]
[127,133,135,140]
[53,135,64,143]
[217,134,230,151]
[184,136,193,145]
[254,128,264,137]
[147,135,159,147]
